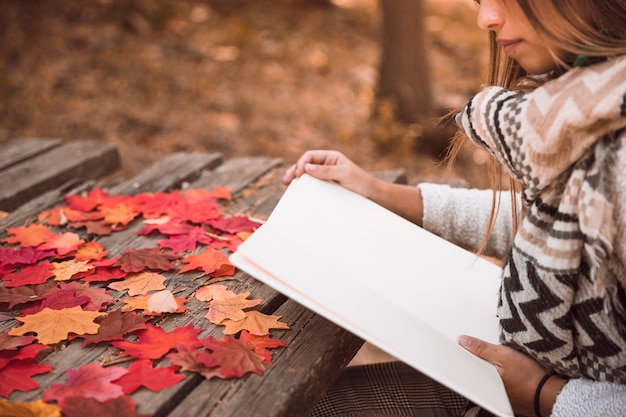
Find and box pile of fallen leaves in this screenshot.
[0,186,289,416]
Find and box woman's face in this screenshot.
[475,0,559,74]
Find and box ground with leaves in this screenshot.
[0,0,492,188]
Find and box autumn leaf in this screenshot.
[73,241,107,261]
[20,289,90,315]
[120,294,186,315]
[9,306,102,345]
[0,359,54,396]
[169,341,233,380]
[146,289,179,313]
[221,310,290,336]
[0,246,53,267]
[38,232,84,256]
[202,335,266,378]
[0,281,58,308]
[195,284,236,302]
[61,395,150,417]
[100,202,140,227]
[113,359,184,394]
[1,261,54,287]
[157,225,214,252]
[59,281,115,311]
[207,216,261,234]
[2,224,55,247]
[116,248,178,273]
[0,342,49,368]
[51,259,94,281]
[239,330,288,365]
[0,398,61,417]
[184,187,231,202]
[111,323,202,359]
[79,310,147,346]
[205,292,261,324]
[42,364,128,406]
[0,332,37,351]
[179,248,233,276]
[108,271,166,296]
[64,187,110,212]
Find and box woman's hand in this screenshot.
[458,335,567,417]
[282,150,377,198]
[283,149,425,226]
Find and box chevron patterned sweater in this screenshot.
[420,55,626,415]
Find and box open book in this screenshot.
[230,174,513,417]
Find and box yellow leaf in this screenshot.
[8,306,101,345]
[51,259,93,281]
[108,271,166,296]
[221,310,289,336]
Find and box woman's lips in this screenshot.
[497,39,521,56]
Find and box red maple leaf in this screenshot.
[115,248,179,273]
[207,216,261,234]
[74,265,126,283]
[0,246,54,268]
[0,281,58,308]
[0,358,54,396]
[20,289,90,315]
[42,364,128,406]
[113,359,184,394]
[1,261,54,287]
[184,187,231,201]
[0,341,48,368]
[64,188,111,212]
[79,310,147,346]
[137,219,191,236]
[0,332,37,351]
[202,335,266,378]
[60,281,115,311]
[157,225,214,252]
[110,323,202,359]
[61,395,150,417]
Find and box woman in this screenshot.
[283,0,626,415]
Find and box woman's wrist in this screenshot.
[539,374,568,417]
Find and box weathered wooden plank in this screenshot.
[0,140,120,212]
[192,156,284,195]
[0,137,62,171]
[108,152,223,195]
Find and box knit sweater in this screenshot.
[419,182,626,415]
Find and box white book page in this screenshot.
[230,174,513,417]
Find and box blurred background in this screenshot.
[0,0,492,188]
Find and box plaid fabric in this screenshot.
[457,55,626,382]
[309,362,468,417]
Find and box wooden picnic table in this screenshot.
[0,137,407,417]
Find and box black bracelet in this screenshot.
[533,371,555,417]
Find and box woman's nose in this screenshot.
[476,0,504,31]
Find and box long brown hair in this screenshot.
[445,0,626,254]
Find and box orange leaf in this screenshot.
[221,310,290,336]
[179,248,233,276]
[51,259,94,281]
[205,292,261,324]
[0,398,61,417]
[101,203,139,226]
[3,224,54,247]
[9,306,102,345]
[73,241,107,261]
[108,271,166,296]
[195,284,236,302]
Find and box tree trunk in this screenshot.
[376,0,432,123]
